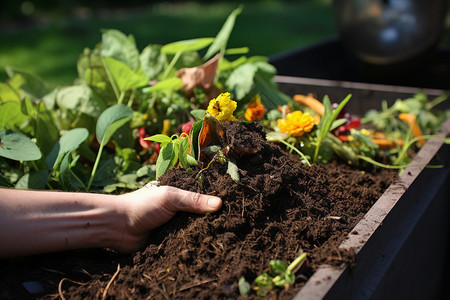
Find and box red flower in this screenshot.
[181,121,194,135]
[138,128,153,149]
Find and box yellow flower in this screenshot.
[277,110,315,136]
[206,92,237,122]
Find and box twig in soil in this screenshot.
[101,264,120,300]
[156,285,171,300]
[179,278,217,292]
[58,278,89,300]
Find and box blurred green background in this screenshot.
[0,0,336,89]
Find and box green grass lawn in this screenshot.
[0,0,336,89]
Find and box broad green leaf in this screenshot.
[59,128,90,155]
[112,125,134,149]
[5,66,50,100]
[101,29,140,71]
[161,38,214,54]
[56,84,107,118]
[144,134,172,145]
[15,169,48,190]
[78,46,116,104]
[225,63,257,100]
[179,137,189,168]
[155,142,176,179]
[0,82,21,102]
[96,104,133,148]
[146,77,182,93]
[190,109,206,121]
[48,128,89,170]
[104,57,148,92]
[330,118,348,131]
[204,6,243,60]
[36,112,59,156]
[0,101,29,130]
[140,44,167,80]
[0,129,42,161]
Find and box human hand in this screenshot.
[114,183,222,253]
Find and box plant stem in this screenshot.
[117,90,126,105]
[161,51,181,80]
[287,253,307,272]
[278,139,311,166]
[86,144,104,191]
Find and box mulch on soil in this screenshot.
[0,121,397,299]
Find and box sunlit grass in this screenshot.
[0,1,336,89]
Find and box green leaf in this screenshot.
[59,128,90,155]
[190,120,203,160]
[60,151,75,191]
[204,6,243,60]
[146,77,182,93]
[0,82,21,102]
[0,129,42,161]
[144,134,172,145]
[179,137,190,168]
[101,29,140,71]
[269,260,288,275]
[226,160,240,182]
[56,84,107,118]
[254,273,274,297]
[96,104,133,147]
[253,73,290,108]
[104,57,148,92]
[225,63,257,100]
[155,142,176,179]
[161,38,214,54]
[140,44,167,80]
[225,47,249,55]
[238,277,251,297]
[186,154,198,166]
[266,131,289,142]
[273,270,295,287]
[0,101,29,130]
[5,66,50,100]
[190,109,206,121]
[330,118,348,131]
[35,111,59,156]
[48,128,89,171]
[15,169,48,190]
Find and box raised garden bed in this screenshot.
[1,78,449,299]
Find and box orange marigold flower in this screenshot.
[277,111,315,136]
[244,103,265,121]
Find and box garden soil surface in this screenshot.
[0,121,397,299]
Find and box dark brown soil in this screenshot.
[0,121,397,299]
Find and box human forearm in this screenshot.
[0,188,125,258]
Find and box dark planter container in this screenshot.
[274,76,450,299]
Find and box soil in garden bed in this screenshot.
[0,121,397,299]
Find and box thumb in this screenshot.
[164,186,222,214]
